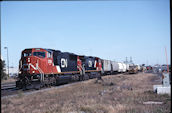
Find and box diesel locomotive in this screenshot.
[16,48,103,89]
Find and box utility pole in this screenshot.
[165,47,169,72]
[4,47,9,77]
[126,57,128,63]
[130,56,132,63]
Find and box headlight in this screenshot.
[28,58,30,62]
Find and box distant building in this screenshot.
[154,64,160,67]
[7,66,18,76]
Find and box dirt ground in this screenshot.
[1,73,171,113]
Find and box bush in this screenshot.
[1,59,8,81]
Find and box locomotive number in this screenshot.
[88,61,92,67]
[61,58,67,68]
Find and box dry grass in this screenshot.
[1,73,171,113]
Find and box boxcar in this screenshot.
[126,63,130,72]
[102,59,112,74]
[122,63,127,72]
[118,62,123,72]
[111,61,119,73]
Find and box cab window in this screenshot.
[47,51,52,58]
[22,52,32,57]
[33,52,45,58]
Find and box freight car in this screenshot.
[126,63,130,72]
[117,62,127,73]
[16,48,102,89]
[128,65,138,74]
[117,62,123,72]
[101,59,112,75]
[135,64,140,72]
[111,61,119,74]
[122,63,127,72]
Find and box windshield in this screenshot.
[33,52,45,58]
[22,51,32,57]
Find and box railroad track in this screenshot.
[1,73,142,98]
[1,82,16,90]
[1,78,92,99]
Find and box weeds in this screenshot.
[17,90,23,98]
[80,106,94,113]
[1,73,171,113]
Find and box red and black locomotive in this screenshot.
[16,48,103,89]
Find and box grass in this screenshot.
[17,90,23,98]
[1,73,171,113]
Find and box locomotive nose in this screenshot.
[22,57,31,64]
[22,57,31,70]
[20,56,38,74]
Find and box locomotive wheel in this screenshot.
[78,75,82,81]
[110,71,113,75]
[88,73,93,79]
[16,80,22,89]
[82,74,85,81]
[83,74,89,81]
[34,84,41,90]
[56,78,59,86]
[22,77,29,90]
[101,69,104,76]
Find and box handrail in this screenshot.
[36,60,44,82]
[38,67,44,82]
[77,65,82,75]
[19,60,22,74]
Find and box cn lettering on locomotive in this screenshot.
[88,61,92,67]
[61,58,67,68]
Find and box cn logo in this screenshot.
[61,58,67,68]
[88,61,92,67]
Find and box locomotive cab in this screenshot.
[17,48,58,89]
[18,48,56,83]
[19,48,50,75]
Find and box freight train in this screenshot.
[16,48,130,89]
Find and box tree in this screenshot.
[142,64,145,66]
[1,58,8,80]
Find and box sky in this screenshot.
[1,0,171,71]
